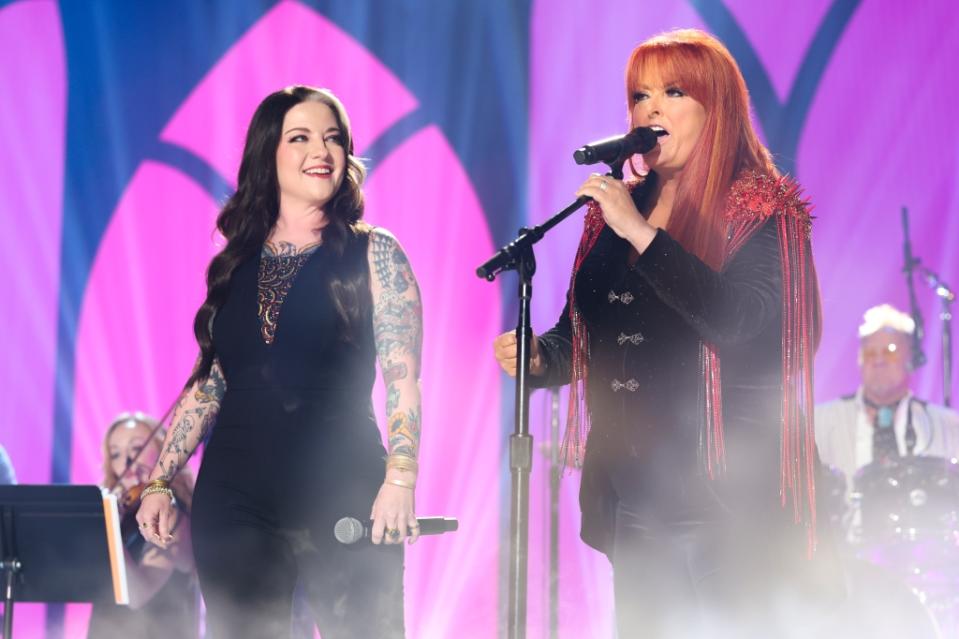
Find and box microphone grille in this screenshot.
[627,126,659,155]
[334,517,364,544]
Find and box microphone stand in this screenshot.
[901,207,927,370]
[919,265,955,407]
[902,206,955,406]
[477,160,626,639]
[548,387,561,639]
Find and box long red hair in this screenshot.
[626,29,777,270]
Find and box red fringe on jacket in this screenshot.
[563,170,820,549]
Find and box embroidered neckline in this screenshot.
[262,239,322,258]
[256,246,319,345]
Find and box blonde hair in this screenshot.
[858,304,916,338]
[102,412,194,511]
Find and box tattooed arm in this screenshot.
[367,228,423,544]
[136,358,226,547]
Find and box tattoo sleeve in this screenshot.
[152,357,226,482]
[369,229,423,460]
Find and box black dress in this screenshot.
[534,188,838,636]
[190,233,404,639]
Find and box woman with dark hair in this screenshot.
[136,85,422,638]
[495,29,835,636]
[88,413,198,639]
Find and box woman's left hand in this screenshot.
[370,473,419,545]
[575,173,652,245]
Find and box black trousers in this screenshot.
[190,396,404,638]
[610,503,842,639]
[191,496,404,639]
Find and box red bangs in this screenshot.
[625,40,714,112]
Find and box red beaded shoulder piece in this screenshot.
[724,170,813,239]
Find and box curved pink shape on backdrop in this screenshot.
[70,162,220,487]
[161,0,418,182]
[0,0,65,483]
[364,125,501,639]
[0,2,65,635]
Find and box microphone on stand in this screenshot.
[573,127,664,166]
[333,516,458,545]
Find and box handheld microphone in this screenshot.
[334,516,459,545]
[573,127,663,165]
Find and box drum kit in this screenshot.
[823,455,959,638]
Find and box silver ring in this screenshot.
[599,180,608,192]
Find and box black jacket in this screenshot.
[533,197,789,555]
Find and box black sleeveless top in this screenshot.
[204,231,386,529]
[213,234,377,406]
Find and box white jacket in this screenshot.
[815,389,959,488]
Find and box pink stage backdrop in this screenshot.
[0,1,65,635]
[0,0,957,637]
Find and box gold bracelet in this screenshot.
[386,452,418,464]
[385,477,415,490]
[145,479,170,491]
[386,453,419,474]
[141,485,175,502]
[386,459,419,474]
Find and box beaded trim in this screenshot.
[257,245,318,345]
[563,170,820,551]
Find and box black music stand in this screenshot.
[0,485,126,638]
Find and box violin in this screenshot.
[119,481,147,515]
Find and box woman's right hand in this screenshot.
[136,492,178,549]
[493,331,545,377]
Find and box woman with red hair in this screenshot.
[495,29,834,636]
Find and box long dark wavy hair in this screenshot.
[188,86,369,387]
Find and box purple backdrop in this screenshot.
[527,1,959,636]
[1,0,957,637]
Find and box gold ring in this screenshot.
[599,180,608,192]
[387,528,400,539]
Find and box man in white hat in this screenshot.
[816,303,959,486]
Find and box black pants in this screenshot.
[611,503,842,639]
[191,397,404,638]
[191,498,404,639]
